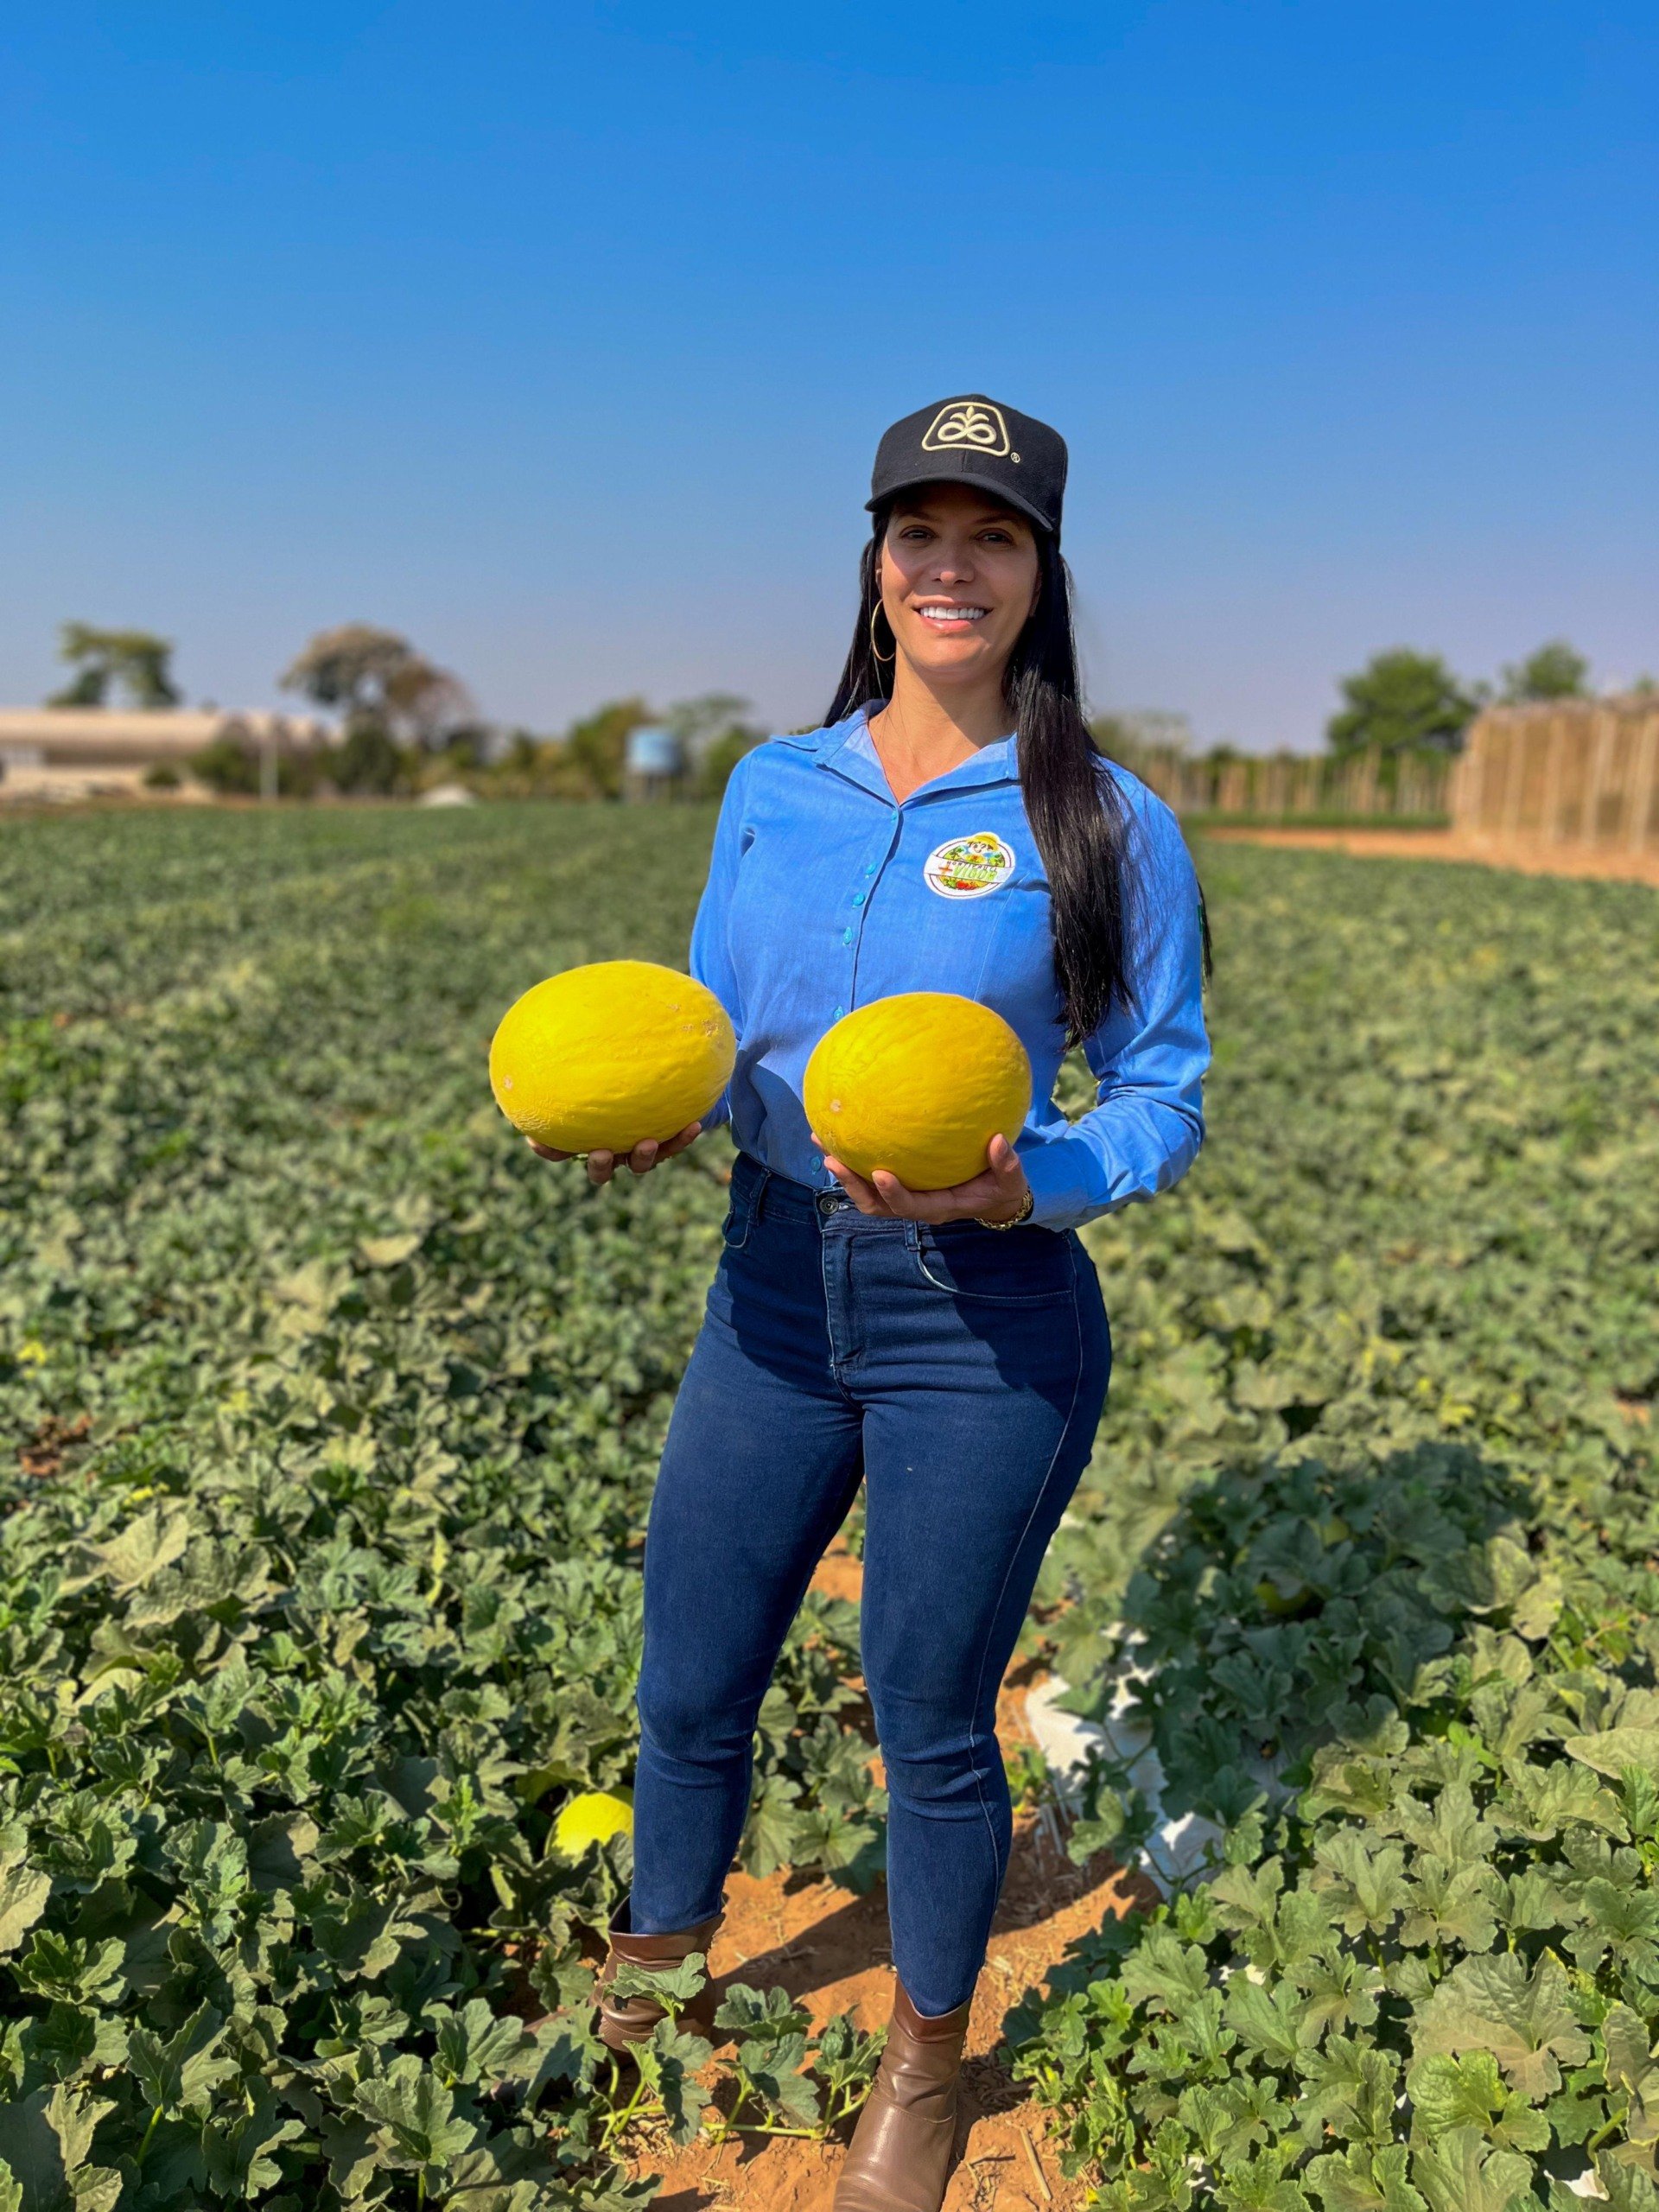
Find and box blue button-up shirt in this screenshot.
[690,707,1209,1233]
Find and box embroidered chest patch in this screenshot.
[922,832,1016,899]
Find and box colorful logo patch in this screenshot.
[923,832,1016,899]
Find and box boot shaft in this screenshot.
[832,1977,973,2212]
[596,1911,722,2050]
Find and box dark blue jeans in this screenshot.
[629,1152,1111,2015]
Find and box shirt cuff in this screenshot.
[1017,1133,1103,1234]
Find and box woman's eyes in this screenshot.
[896,527,1016,547]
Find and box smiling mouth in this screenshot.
[915,603,988,625]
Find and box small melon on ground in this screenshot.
[553,1789,634,1859]
[804,992,1032,1191]
[489,960,734,1154]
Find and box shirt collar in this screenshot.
[808,704,1020,804]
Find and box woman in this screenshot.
[537,394,1210,2211]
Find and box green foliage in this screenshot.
[188,734,262,796]
[563,702,650,801]
[177,688,762,807]
[692,724,761,800]
[1325,649,1482,758]
[572,1954,881,2155]
[663,695,763,799]
[188,738,334,800]
[0,804,879,2207]
[280,626,468,750]
[1010,845,1659,2206]
[330,720,410,795]
[3,809,1655,2205]
[48,623,181,710]
[1500,641,1591,704]
[609,1959,884,2144]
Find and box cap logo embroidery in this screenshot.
[923,832,1016,900]
[921,400,1012,459]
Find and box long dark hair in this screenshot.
[826,508,1143,1043]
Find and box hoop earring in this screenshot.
[869,600,894,664]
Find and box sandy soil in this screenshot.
[1202,824,1659,887]
[619,1540,1150,2210]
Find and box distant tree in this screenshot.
[189,730,335,798]
[499,731,544,780]
[665,692,753,756]
[563,697,652,799]
[281,624,469,748]
[189,734,260,796]
[1326,648,1481,759]
[664,691,764,798]
[696,726,763,798]
[49,622,181,709]
[1499,639,1591,702]
[432,722,493,773]
[1090,709,1195,776]
[330,722,409,796]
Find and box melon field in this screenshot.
[2,803,1657,2211]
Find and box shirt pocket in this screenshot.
[912,1221,1076,1305]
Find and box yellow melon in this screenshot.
[489,960,734,1153]
[804,993,1032,1191]
[552,1788,634,1859]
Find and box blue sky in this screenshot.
[2,2,1655,750]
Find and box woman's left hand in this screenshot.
[812,1132,1033,1224]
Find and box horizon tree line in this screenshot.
[29,618,1656,798]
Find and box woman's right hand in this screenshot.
[525,1122,703,1186]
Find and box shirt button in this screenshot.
[842,928,854,945]
[864,865,877,876]
[833,1007,844,1021]
[852,893,866,906]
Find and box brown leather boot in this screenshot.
[833,1980,972,2212]
[596,1910,722,2051]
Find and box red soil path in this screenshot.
[623,1539,1151,2210]
[1203,825,1659,887]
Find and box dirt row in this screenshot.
[1202,824,1659,887]
[623,1541,1146,2210]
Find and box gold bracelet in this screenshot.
[976,1189,1035,1230]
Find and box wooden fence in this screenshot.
[1450,696,1659,852]
[1130,747,1452,822]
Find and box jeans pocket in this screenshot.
[720,1193,755,1251]
[912,1222,1076,1304]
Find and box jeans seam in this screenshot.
[963,1241,1087,1907]
[739,1162,773,1247]
[818,1223,863,1407]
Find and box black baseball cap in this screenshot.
[868,393,1067,539]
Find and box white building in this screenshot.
[0,709,330,802]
